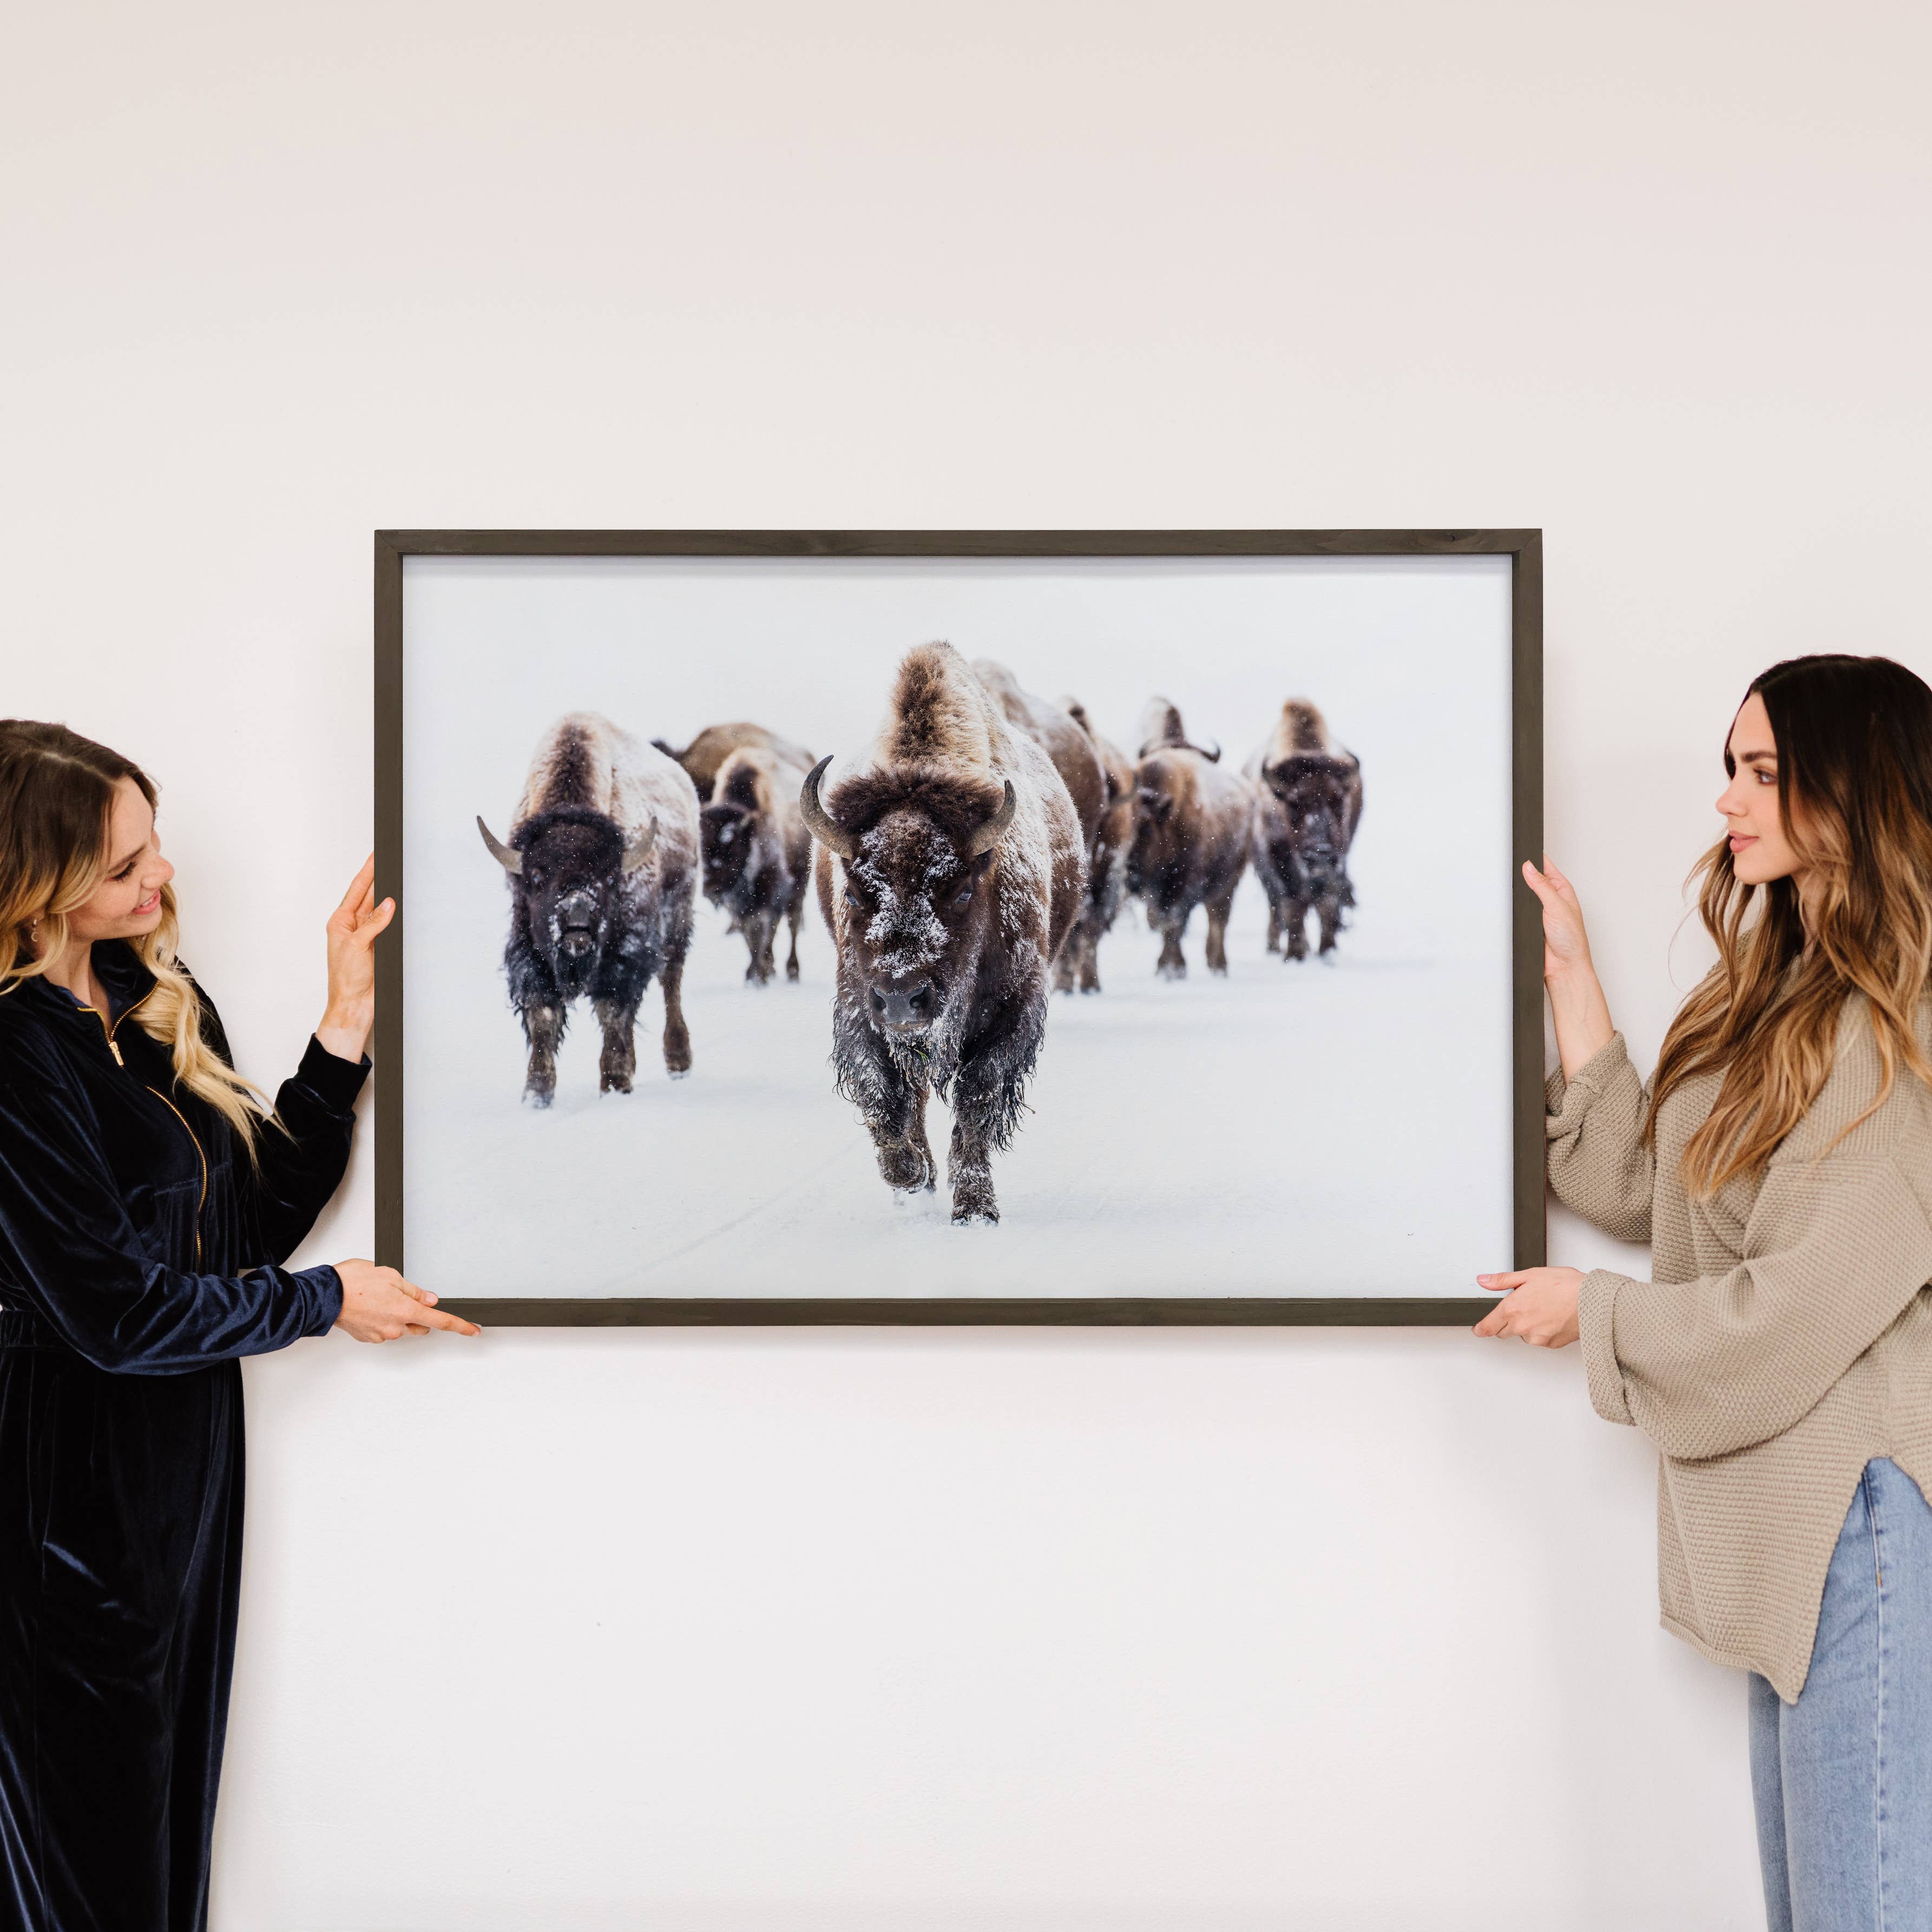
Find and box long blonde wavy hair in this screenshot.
[1648,655,1932,1195]
[1,719,271,1152]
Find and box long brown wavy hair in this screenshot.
[0,720,271,1151]
[1648,655,1932,1194]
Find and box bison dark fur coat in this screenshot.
[1126,698,1256,979]
[479,711,700,1103]
[809,643,1086,1224]
[1244,700,1363,961]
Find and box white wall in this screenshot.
[4,4,1926,1925]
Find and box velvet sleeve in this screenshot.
[195,988,369,1266]
[0,1026,343,1374]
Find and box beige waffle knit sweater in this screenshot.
[1550,1002,1932,1699]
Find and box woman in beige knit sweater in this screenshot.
[1476,654,1932,1932]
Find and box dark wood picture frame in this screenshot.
[375,529,1543,1326]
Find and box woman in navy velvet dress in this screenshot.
[0,721,479,1932]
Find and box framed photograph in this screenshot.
[375,530,1541,1325]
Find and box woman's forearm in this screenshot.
[1547,964,1614,1081]
[314,1000,373,1065]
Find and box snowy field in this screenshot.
[406,885,1504,1299]
[400,554,1515,1301]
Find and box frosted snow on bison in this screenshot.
[700,744,813,984]
[477,711,700,1104]
[804,642,1086,1224]
[1126,696,1256,980]
[1245,699,1363,961]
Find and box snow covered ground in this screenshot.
[400,554,1515,1302]
[404,873,1509,1302]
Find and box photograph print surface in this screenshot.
[395,543,1522,1306]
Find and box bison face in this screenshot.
[700,803,754,904]
[1125,771,1182,901]
[800,758,1016,1050]
[1264,757,1357,887]
[839,810,997,1040]
[521,821,626,988]
[478,807,652,996]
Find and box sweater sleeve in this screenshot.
[1578,1149,1932,1460]
[0,1028,342,1375]
[1545,1033,1655,1244]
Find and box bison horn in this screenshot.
[623,817,659,870]
[477,817,522,875]
[1199,739,1221,764]
[964,779,1018,859]
[799,755,858,859]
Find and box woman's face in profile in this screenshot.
[1717,691,1805,888]
[67,776,174,945]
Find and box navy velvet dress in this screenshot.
[0,941,364,1932]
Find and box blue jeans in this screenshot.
[1751,1460,1932,1931]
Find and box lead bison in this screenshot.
[700,745,812,983]
[477,711,699,1103]
[803,642,1086,1224]
[1055,698,1137,993]
[1244,699,1363,961]
[1126,697,1255,978]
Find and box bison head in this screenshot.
[1125,755,1187,902]
[801,756,1015,1043]
[699,801,756,905]
[478,807,656,992]
[1261,754,1358,889]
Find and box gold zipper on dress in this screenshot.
[144,1086,208,1271]
[83,986,207,1269]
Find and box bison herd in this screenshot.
[476,643,1363,1224]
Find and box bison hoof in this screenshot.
[878,1144,931,1193]
[786,960,800,982]
[950,1171,998,1223]
[523,1086,555,1109]
[1156,961,1186,982]
[600,1074,633,1095]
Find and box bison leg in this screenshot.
[784,899,803,982]
[1204,887,1236,976]
[743,909,777,985]
[862,1050,936,1193]
[1316,893,1346,957]
[522,1002,564,1107]
[1265,903,1283,955]
[832,1006,936,1195]
[1077,921,1102,994]
[879,1082,937,1195]
[659,950,693,1077]
[1053,934,1077,995]
[947,1138,997,1222]
[944,1005,1046,1225]
[1280,899,1310,961]
[592,997,640,1095]
[1154,912,1188,980]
